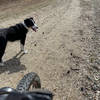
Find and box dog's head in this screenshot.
[24,17,38,32]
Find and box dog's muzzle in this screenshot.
[31,24,38,32]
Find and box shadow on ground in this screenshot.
[0,51,26,74]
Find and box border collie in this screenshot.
[0,17,38,66]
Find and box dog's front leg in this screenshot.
[0,38,7,66]
[20,43,28,54]
[20,36,28,54]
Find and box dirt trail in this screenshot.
[0,0,98,100]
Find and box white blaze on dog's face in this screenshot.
[31,19,38,32]
[31,23,38,32]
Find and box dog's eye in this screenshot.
[30,19,35,24]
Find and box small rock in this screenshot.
[53,88,57,92]
[67,70,70,74]
[34,44,37,46]
[70,53,73,56]
[42,32,45,34]
[80,87,84,92]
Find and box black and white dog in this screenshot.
[0,17,38,66]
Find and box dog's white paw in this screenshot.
[23,50,28,54]
[21,49,28,54]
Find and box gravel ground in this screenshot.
[0,0,100,100]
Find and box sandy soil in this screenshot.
[0,0,99,100]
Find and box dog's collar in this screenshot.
[22,22,28,30]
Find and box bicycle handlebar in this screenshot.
[0,87,53,100]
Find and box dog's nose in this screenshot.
[36,26,38,29]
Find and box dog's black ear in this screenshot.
[24,19,31,27]
[29,17,33,20]
[24,17,33,22]
[24,18,34,27]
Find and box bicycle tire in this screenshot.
[16,72,41,92]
